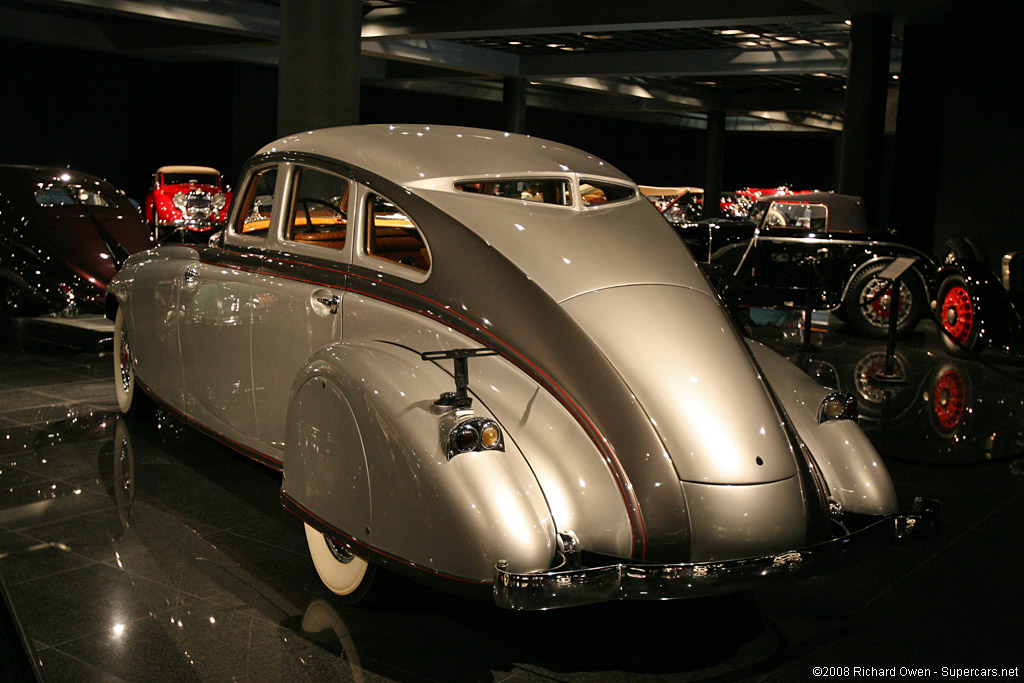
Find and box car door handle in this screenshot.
[315,293,340,314]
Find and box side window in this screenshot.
[365,193,430,272]
[286,167,349,252]
[232,167,277,239]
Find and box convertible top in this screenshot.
[639,185,703,197]
[758,191,868,233]
[258,124,629,187]
[157,165,220,175]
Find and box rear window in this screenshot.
[34,183,118,207]
[454,179,571,206]
[579,179,635,207]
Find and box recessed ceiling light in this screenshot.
[508,41,522,46]
[546,43,563,48]
[844,19,852,25]
[790,39,812,45]
[718,29,744,35]
[740,41,760,47]
[738,33,761,39]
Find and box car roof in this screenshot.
[757,191,868,233]
[157,165,220,175]
[257,124,629,186]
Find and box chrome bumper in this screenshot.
[157,219,224,232]
[493,498,939,610]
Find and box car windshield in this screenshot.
[759,200,828,230]
[34,183,118,207]
[163,173,219,186]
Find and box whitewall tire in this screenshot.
[304,523,376,602]
[113,307,154,417]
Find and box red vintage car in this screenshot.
[144,165,232,241]
[736,186,793,201]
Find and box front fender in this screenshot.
[282,341,556,584]
[748,340,898,516]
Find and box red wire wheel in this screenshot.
[941,285,974,344]
[932,367,967,430]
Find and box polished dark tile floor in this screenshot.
[1,315,1023,682]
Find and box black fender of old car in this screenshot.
[280,340,560,594]
[838,246,936,307]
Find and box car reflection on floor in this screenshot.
[1,315,1022,680]
[744,309,1024,466]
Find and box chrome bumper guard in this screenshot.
[494,497,940,610]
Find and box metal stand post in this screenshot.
[868,257,918,389]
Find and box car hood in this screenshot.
[560,284,800,485]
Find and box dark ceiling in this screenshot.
[0,0,952,132]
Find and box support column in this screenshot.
[278,0,362,137]
[837,14,892,227]
[891,22,949,251]
[702,110,726,219]
[503,77,527,134]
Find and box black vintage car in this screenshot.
[0,165,152,317]
[705,192,936,338]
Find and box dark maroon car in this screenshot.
[0,165,152,316]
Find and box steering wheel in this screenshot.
[297,197,346,232]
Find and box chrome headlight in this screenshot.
[172,192,188,211]
[817,392,858,424]
[212,193,227,211]
[447,417,504,459]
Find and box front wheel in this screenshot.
[304,523,377,604]
[113,307,155,417]
[844,262,924,338]
[936,275,981,357]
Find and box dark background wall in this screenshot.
[5,8,1020,274]
[2,40,836,205]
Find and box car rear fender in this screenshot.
[282,341,557,583]
[747,340,898,516]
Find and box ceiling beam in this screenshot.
[362,0,839,40]
[0,5,115,51]
[20,0,279,39]
[522,47,899,78]
[361,38,519,76]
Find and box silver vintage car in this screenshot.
[107,125,936,610]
